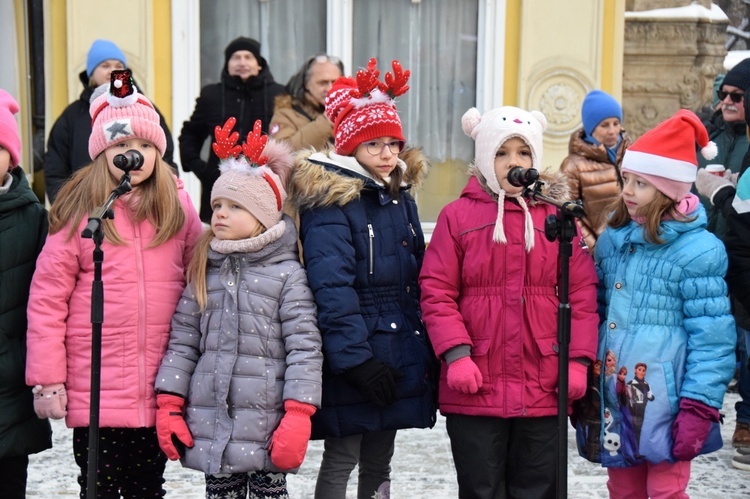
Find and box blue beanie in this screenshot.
[581,90,622,137]
[86,40,127,78]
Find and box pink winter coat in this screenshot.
[26,180,203,428]
[419,174,599,418]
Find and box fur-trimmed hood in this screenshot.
[288,147,429,210]
[468,163,573,204]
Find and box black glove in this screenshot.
[345,358,400,407]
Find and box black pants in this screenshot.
[73,426,167,498]
[0,455,29,499]
[445,414,557,499]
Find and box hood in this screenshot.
[608,203,707,248]
[288,146,430,211]
[0,167,40,211]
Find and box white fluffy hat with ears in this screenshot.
[461,106,548,250]
[461,106,547,196]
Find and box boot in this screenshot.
[732,422,750,448]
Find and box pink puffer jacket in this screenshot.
[26,182,203,428]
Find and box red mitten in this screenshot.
[568,361,588,402]
[269,400,317,470]
[156,394,194,460]
[671,398,720,461]
[446,357,483,394]
[32,384,67,419]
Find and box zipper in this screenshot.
[368,224,374,275]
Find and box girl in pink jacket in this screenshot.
[419,106,599,498]
[25,70,203,498]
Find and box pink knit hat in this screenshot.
[210,118,293,230]
[88,70,166,160]
[0,89,21,168]
[325,58,409,156]
[621,109,717,201]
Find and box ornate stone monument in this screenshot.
[623,0,728,138]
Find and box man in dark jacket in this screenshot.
[44,39,177,204]
[179,37,286,222]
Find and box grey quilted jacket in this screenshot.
[155,217,323,474]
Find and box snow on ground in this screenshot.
[27,393,748,498]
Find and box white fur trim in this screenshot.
[621,150,697,182]
[350,89,394,109]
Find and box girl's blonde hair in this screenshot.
[49,153,186,246]
[607,189,695,245]
[187,220,265,310]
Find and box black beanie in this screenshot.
[722,58,750,92]
[224,37,266,69]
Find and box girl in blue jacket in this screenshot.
[288,58,437,499]
[576,109,736,498]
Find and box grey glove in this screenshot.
[695,169,734,205]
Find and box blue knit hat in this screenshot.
[581,90,622,138]
[86,40,127,78]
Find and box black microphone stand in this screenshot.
[80,172,132,499]
[522,180,584,499]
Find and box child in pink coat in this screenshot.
[25,70,203,497]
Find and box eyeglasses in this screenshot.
[312,54,341,65]
[718,89,745,103]
[363,140,405,156]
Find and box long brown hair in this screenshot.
[607,191,695,245]
[49,153,186,246]
[359,162,404,199]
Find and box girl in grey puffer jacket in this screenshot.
[155,119,323,499]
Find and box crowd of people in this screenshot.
[0,35,748,499]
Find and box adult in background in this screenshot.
[44,39,176,204]
[560,90,630,250]
[269,54,344,151]
[179,37,285,222]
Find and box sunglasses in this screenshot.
[718,89,745,103]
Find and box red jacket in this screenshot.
[419,175,599,418]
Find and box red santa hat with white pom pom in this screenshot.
[621,109,717,202]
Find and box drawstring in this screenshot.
[494,190,535,252]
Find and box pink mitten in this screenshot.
[269,400,317,470]
[671,398,720,461]
[156,394,194,460]
[568,361,588,401]
[446,357,483,394]
[32,384,67,419]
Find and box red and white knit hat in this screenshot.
[621,109,717,201]
[325,58,410,156]
[210,117,293,230]
[88,70,166,160]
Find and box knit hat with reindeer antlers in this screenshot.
[89,69,166,160]
[325,58,410,155]
[210,117,293,230]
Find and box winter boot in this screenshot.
[732,422,750,448]
[732,446,750,471]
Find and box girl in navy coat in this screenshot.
[577,110,736,498]
[288,58,437,499]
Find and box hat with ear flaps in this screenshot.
[461,105,548,251]
[210,117,293,231]
[621,109,717,202]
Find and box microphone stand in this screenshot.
[522,180,584,499]
[80,172,132,499]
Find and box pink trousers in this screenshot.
[606,461,691,499]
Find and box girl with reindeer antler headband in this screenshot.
[155,118,323,498]
[286,58,437,498]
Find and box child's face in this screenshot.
[211,198,263,240]
[0,146,10,179]
[353,136,402,180]
[104,139,157,187]
[621,172,659,219]
[493,137,533,195]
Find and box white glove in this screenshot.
[695,169,734,205]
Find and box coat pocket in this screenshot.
[533,335,559,393]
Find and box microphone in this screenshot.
[112,150,144,173]
[507,166,539,188]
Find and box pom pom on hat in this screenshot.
[325,58,409,156]
[210,118,293,230]
[88,70,166,160]
[86,39,127,79]
[621,109,715,201]
[0,88,21,168]
[581,90,622,138]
